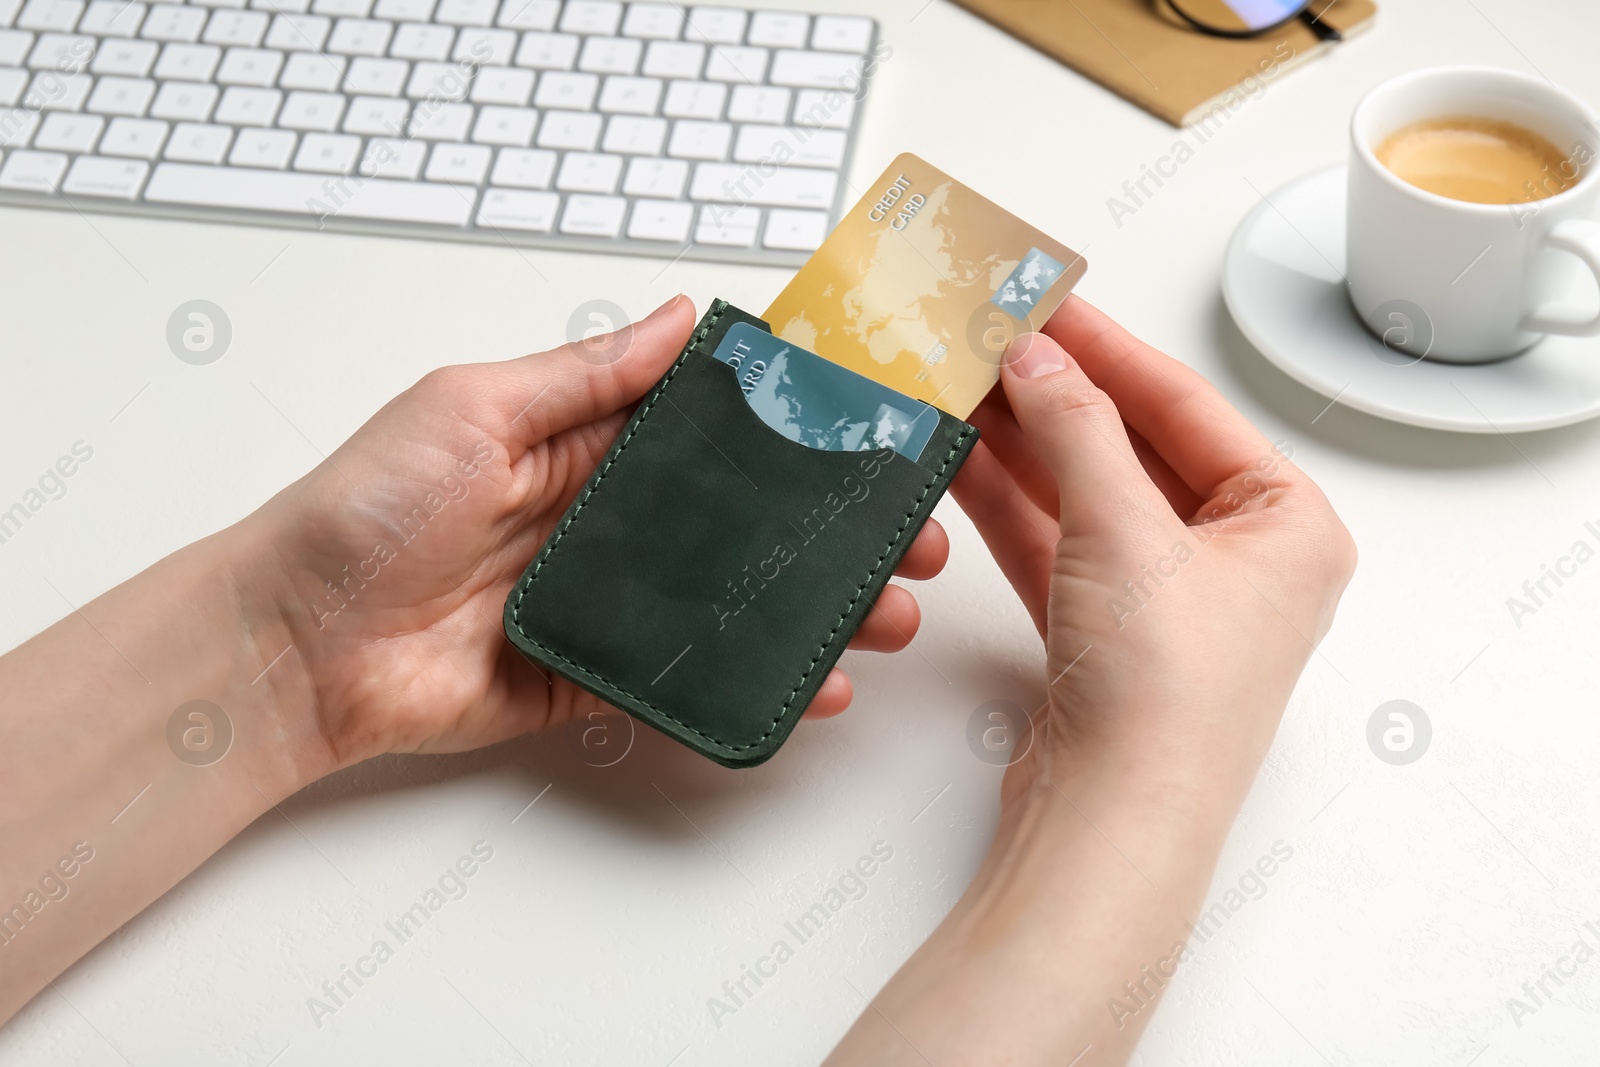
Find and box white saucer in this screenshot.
[1222,164,1600,433]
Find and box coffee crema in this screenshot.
[1375,116,1579,205]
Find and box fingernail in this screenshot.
[647,293,688,319]
[1006,333,1068,379]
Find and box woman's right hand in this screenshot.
[953,295,1357,825]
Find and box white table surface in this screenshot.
[4,0,1600,1063]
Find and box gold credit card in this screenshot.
[764,152,1088,419]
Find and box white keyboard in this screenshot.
[0,0,876,265]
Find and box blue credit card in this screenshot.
[710,322,939,463]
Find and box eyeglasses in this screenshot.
[1162,0,1343,42]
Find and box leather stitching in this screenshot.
[509,303,973,755]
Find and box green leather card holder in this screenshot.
[502,299,978,768]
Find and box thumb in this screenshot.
[494,294,697,445]
[1001,332,1164,534]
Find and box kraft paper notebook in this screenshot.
[949,0,1377,127]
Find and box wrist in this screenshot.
[208,512,343,793]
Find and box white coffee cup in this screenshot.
[1347,66,1600,364]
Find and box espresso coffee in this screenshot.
[1376,117,1577,205]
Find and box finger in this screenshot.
[848,584,920,651]
[486,294,697,446]
[802,669,853,719]
[1126,426,1205,518]
[1042,295,1280,498]
[951,442,1056,633]
[893,519,948,581]
[969,385,1059,518]
[999,331,1169,536]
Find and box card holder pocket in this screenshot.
[502,299,978,768]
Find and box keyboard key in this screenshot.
[253,0,312,12]
[140,4,207,40]
[0,67,25,105]
[79,0,145,36]
[792,87,852,129]
[149,79,217,119]
[556,0,616,35]
[163,119,230,161]
[640,40,700,80]
[433,0,492,24]
[0,29,33,66]
[734,123,843,167]
[468,64,530,104]
[374,0,431,17]
[620,154,684,197]
[279,49,343,89]
[684,6,743,44]
[476,185,555,229]
[342,55,405,94]
[690,161,832,207]
[531,69,593,109]
[487,144,551,186]
[626,196,690,241]
[278,88,343,128]
[423,139,486,182]
[552,149,617,192]
[358,133,421,175]
[660,78,721,119]
[406,59,467,99]
[619,2,677,38]
[666,118,728,160]
[0,146,67,189]
[86,74,155,114]
[153,42,221,81]
[228,123,293,165]
[703,44,764,83]
[694,201,756,245]
[595,74,657,114]
[451,25,511,63]
[389,19,451,59]
[576,34,636,74]
[216,46,283,85]
[762,206,825,249]
[769,48,861,88]
[558,190,622,235]
[211,84,279,123]
[746,10,806,48]
[62,153,147,196]
[513,29,574,69]
[0,105,40,144]
[33,109,101,149]
[726,84,787,124]
[17,0,82,32]
[264,12,329,49]
[26,32,92,70]
[599,113,662,154]
[407,98,469,139]
[311,0,370,14]
[532,107,595,149]
[326,16,390,54]
[0,0,17,23]
[201,9,269,45]
[495,0,554,30]
[26,68,91,110]
[291,128,357,171]
[811,14,871,52]
[99,114,167,157]
[341,92,405,132]
[145,160,471,223]
[193,0,251,10]
[90,37,157,75]
[469,102,533,144]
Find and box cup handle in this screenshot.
[1523,218,1600,336]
